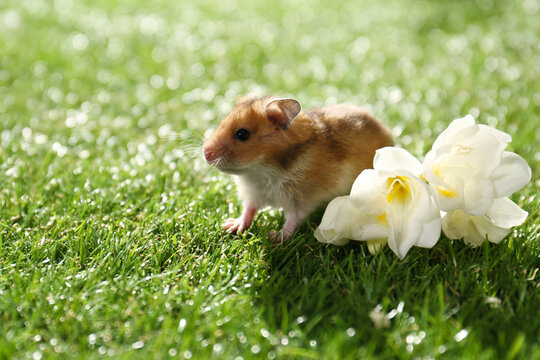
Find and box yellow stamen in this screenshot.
[433,163,442,178]
[436,185,457,198]
[377,213,388,225]
[386,176,411,203]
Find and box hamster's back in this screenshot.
[308,104,393,173]
[278,104,393,215]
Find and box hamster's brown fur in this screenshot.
[203,95,393,242]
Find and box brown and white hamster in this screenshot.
[203,94,394,242]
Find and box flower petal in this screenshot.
[422,149,439,184]
[386,175,440,259]
[485,197,528,229]
[361,223,389,241]
[472,216,511,244]
[424,115,519,216]
[462,177,496,216]
[386,194,411,259]
[430,178,463,212]
[415,209,442,248]
[478,123,512,146]
[436,117,511,160]
[442,210,486,246]
[373,147,423,175]
[446,126,509,176]
[350,169,386,212]
[442,197,528,246]
[314,228,350,246]
[431,115,475,150]
[314,196,356,245]
[366,239,388,254]
[491,152,532,198]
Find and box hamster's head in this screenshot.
[203,95,301,174]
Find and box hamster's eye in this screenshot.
[234,128,250,142]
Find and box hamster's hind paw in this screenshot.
[269,229,291,243]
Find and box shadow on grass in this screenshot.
[254,218,540,355]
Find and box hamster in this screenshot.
[203,94,394,242]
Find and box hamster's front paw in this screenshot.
[222,217,250,234]
[222,205,258,235]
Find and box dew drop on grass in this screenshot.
[454,329,468,342]
[237,333,247,344]
[484,296,501,308]
[386,309,398,320]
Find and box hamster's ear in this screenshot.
[265,98,301,130]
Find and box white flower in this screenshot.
[315,147,441,259]
[442,197,529,246]
[314,196,359,246]
[351,148,442,258]
[423,115,531,216]
[314,196,388,254]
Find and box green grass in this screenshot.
[1,0,539,358]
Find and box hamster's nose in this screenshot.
[203,146,217,162]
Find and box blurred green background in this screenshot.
[0,0,539,358]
